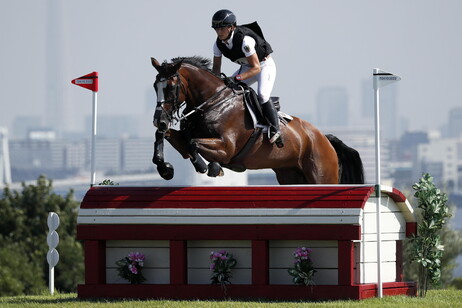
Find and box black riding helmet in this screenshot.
[211,9,236,29]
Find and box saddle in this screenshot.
[223,77,293,162]
[224,77,292,128]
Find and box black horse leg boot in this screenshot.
[262,101,284,148]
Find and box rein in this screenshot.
[178,85,242,122]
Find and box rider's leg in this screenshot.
[262,100,284,148]
[257,57,283,147]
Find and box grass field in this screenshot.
[1,289,462,308]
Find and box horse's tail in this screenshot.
[325,134,365,184]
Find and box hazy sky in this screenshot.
[1,0,461,137]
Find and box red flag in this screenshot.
[71,72,98,92]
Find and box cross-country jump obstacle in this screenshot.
[77,185,416,300]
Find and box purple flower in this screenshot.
[128,264,138,274]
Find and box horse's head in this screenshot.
[151,57,186,132]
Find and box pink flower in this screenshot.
[129,264,138,274]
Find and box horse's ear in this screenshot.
[151,57,161,72]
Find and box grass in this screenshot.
[1,289,462,308]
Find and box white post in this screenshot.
[372,68,401,298]
[47,212,60,295]
[373,78,383,298]
[49,267,54,295]
[91,91,98,186]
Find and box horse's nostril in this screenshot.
[159,122,168,131]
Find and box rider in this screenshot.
[211,9,283,148]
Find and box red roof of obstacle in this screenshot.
[79,185,407,209]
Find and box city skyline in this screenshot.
[1,1,462,138]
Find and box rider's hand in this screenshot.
[224,76,236,87]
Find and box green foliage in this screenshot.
[408,173,451,297]
[438,221,462,285]
[115,252,146,284]
[288,261,316,286]
[404,217,462,288]
[287,247,316,286]
[451,277,462,290]
[0,237,44,296]
[98,179,118,185]
[1,290,462,308]
[0,175,84,295]
[210,250,237,286]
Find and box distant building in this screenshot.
[121,138,155,173]
[388,131,429,191]
[448,107,462,138]
[0,128,12,186]
[415,136,462,193]
[321,127,390,184]
[8,134,158,182]
[316,87,349,127]
[85,115,139,138]
[11,116,43,139]
[361,79,400,140]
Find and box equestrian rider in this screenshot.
[211,9,283,148]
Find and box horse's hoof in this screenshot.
[157,163,174,180]
[207,162,224,177]
[190,158,207,174]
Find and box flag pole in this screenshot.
[372,68,401,298]
[91,91,97,186]
[71,72,99,186]
[373,73,383,298]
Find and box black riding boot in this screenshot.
[262,101,284,148]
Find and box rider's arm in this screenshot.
[212,42,222,75]
[237,53,260,81]
[212,56,222,75]
[235,36,260,81]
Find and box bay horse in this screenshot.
[151,56,364,185]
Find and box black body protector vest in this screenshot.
[216,22,273,63]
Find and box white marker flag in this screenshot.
[373,68,401,90]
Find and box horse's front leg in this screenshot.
[152,130,175,180]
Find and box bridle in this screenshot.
[153,72,188,128]
[153,67,243,130]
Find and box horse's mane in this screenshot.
[171,56,212,72]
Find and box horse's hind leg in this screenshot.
[165,130,207,174]
[300,135,339,184]
[273,168,307,185]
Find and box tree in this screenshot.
[404,207,462,287]
[406,173,451,297]
[0,237,44,296]
[0,175,84,295]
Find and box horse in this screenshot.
[150,56,364,185]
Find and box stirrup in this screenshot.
[269,130,284,148]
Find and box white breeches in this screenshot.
[232,56,276,104]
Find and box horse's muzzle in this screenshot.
[153,107,170,132]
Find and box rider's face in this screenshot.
[215,26,233,41]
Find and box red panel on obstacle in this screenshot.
[79,185,374,209]
[77,224,362,241]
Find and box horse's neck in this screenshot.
[182,65,223,105]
